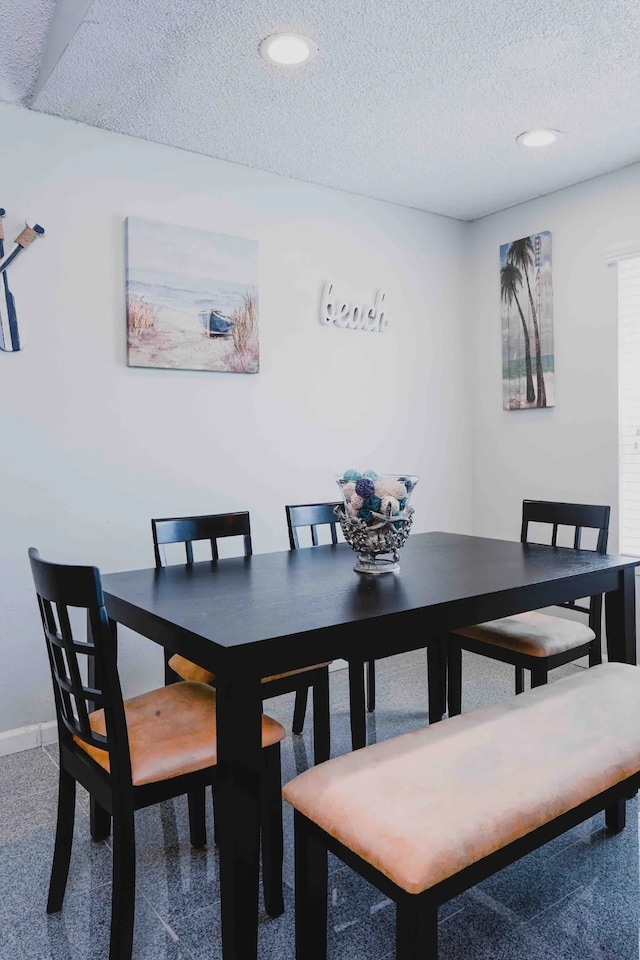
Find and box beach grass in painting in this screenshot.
[500,231,554,409]
[126,217,259,373]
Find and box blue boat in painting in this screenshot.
[198,308,234,338]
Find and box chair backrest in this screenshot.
[28,548,130,774]
[520,500,610,634]
[151,512,252,567]
[285,502,342,550]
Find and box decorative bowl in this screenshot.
[335,471,419,574]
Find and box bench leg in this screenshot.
[515,666,525,694]
[396,894,438,960]
[605,800,626,833]
[294,813,328,960]
[447,637,462,716]
[530,665,548,689]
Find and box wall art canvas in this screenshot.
[500,231,554,409]
[126,217,259,373]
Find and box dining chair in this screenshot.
[285,502,446,751]
[152,512,331,766]
[447,499,611,716]
[285,501,375,725]
[28,547,285,960]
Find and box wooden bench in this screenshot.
[283,662,640,960]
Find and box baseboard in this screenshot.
[0,720,58,758]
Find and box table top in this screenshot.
[101,531,639,673]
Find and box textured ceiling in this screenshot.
[4,0,640,219]
[0,0,56,103]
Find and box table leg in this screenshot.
[312,671,331,763]
[215,668,263,960]
[605,567,637,665]
[348,660,367,750]
[426,636,445,722]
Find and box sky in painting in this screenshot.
[126,217,258,285]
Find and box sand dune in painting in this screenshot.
[128,301,232,372]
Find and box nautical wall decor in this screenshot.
[500,231,554,409]
[0,209,45,353]
[125,217,259,374]
[320,282,388,333]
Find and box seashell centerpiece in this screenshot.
[335,469,419,574]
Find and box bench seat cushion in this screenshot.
[453,610,595,657]
[283,663,640,895]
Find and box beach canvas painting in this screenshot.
[500,231,554,409]
[126,218,259,373]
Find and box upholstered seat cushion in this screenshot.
[168,653,331,686]
[75,681,285,787]
[283,663,640,895]
[453,609,595,657]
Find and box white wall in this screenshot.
[0,103,472,737]
[468,164,640,547]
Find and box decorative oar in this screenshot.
[0,215,45,352]
[0,209,10,351]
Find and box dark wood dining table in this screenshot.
[101,530,639,960]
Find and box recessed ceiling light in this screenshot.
[516,129,560,148]
[260,33,317,66]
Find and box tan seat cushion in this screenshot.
[168,653,331,686]
[453,610,595,657]
[74,681,285,787]
[283,663,640,895]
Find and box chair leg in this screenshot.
[366,660,376,712]
[292,733,310,775]
[294,812,328,960]
[261,743,284,918]
[348,660,367,750]
[605,800,626,833]
[164,649,180,686]
[447,637,462,716]
[109,801,136,960]
[396,894,438,960]
[90,799,111,841]
[187,789,207,848]
[211,785,219,846]
[292,687,309,735]
[589,639,603,667]
[47,766,77,913]
[515,666,525,694]
[311,672,331,764]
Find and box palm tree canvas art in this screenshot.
[500,231,554,409]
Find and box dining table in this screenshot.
[100,530,639,960]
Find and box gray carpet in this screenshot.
[0,650,637,959]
